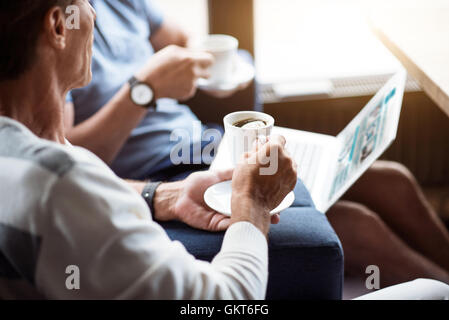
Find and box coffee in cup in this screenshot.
[233,118,268,129]
[224,111,275,165]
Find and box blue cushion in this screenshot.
[160,180,344,300]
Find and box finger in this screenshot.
[269,134,286,148]
[215,168,234,181]
[250,135,268,154]
[215,216,231,231]
[257,135,268,146]
[251,139,259,151]
[191,51,215,68]
[271,214,280,224]
[194,65,212,79]
[259,134,287,159]
[292,159,298,172]
[283,145,292,158]
[237,151,253,166]
[250,138,261,152]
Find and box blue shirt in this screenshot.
[67,0,209,180]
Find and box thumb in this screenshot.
[216,217,231,231]
[271,213,281,224]
[215,168,234,182]
[192,51,215,68]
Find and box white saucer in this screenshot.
[197,56,255,92]
[204,180,295,216]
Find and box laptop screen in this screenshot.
[324,70,407,211]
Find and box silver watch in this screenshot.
[128,76,156,109]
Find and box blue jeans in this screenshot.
[160,179,344,300]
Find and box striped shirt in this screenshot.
[0,116,268,299]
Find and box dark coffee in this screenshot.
[233,118,267,128]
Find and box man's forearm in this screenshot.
[150,20,190,51]
[66,84,147,164]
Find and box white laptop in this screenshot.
[210,70,407,213]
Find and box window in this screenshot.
[152,0,209,37]
[254,0,402,87]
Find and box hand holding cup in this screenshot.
[230,134,298,236]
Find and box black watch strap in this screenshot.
[128,76,137,86]
[128,76,157,109]
[142,181,163,219]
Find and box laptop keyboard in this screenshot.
[286,141,324,191]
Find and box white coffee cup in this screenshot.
[198,34,238,84]
[224,111,275,165]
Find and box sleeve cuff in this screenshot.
[220,221,268,260]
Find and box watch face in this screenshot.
[131,83,153,106]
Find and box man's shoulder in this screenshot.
[0,117,131,214]
[0,117,75,177]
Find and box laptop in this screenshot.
[210,70,407,213]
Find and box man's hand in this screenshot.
[231,135,298,236]
[153,170,234,232]
[135,45,214,102]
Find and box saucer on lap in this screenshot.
[204,180,295,216]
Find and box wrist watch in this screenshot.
[142,181,163,219]
[128,76,156,109]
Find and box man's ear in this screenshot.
[43,6,67,50]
